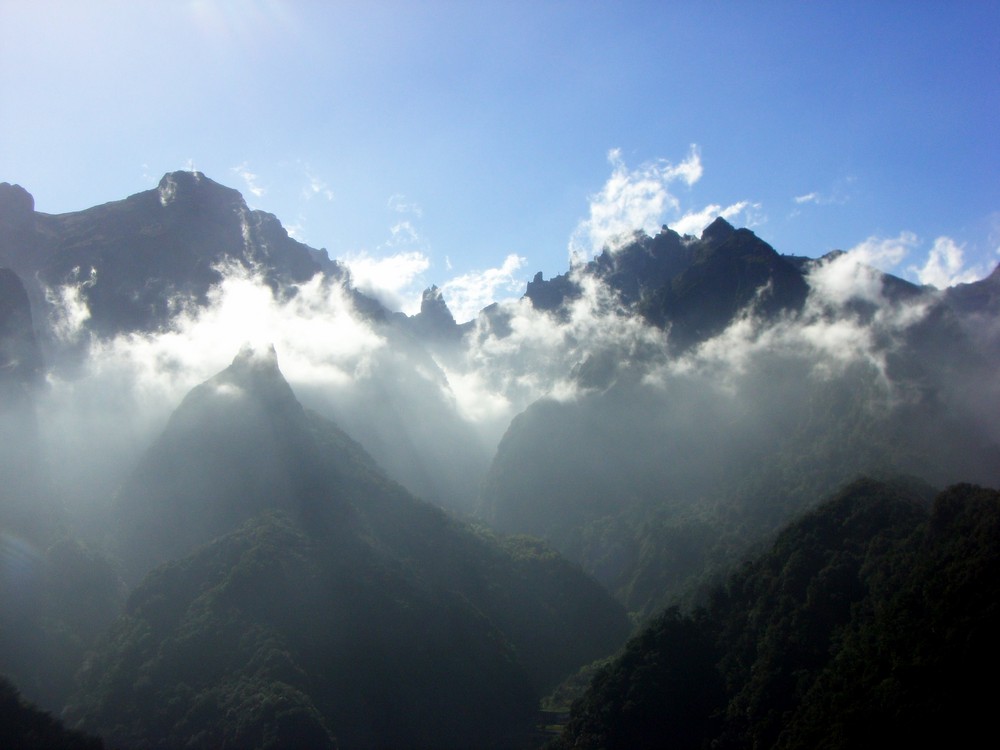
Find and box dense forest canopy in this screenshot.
[550,480,1000,749]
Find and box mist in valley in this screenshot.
[1,164,998,748]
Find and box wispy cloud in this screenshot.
[388,194,423,218]
[335,200,436,314]
[302,171,334,201]
[44,266,96,343]
[791,177,854,209]
[231,162,265,198]
[386,220,421,246]
[441,272,666,434]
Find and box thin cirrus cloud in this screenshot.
[388,194,423,218]
[302,173,334,202]
[792,177,853,208]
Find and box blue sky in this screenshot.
[2,1,997,320]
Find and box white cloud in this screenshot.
[333,204,437,314]
[440,271,665,436]
[40,266,385,408]
[570,145,703,260]
[44,266,96,342]
[442,368,513,424]
[441,254,527,323]
[284,218,305,240]
[35,265,400,506]
[909,236,986,288]
[340,249,430,314]
[791,177,853,208]
[671,201,753,237]
[646,258,934,401]
[231,162,265,198]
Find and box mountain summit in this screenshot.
[112,344,347,578]
[524,217,808,349]
[0,172,340,336]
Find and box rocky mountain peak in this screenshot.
[215,343,300,413]
[407,284,461,339]
[231,342,280,371]
[156,170,243,209]
[700,216,736,244]
[0,171,343,339]
[0,183,35,233]
[420,285,455,321]
[0,182,34,215]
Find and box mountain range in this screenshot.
[1,171,998,748]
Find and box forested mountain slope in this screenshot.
[550,479,1000,749]
[71,347,629,749]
